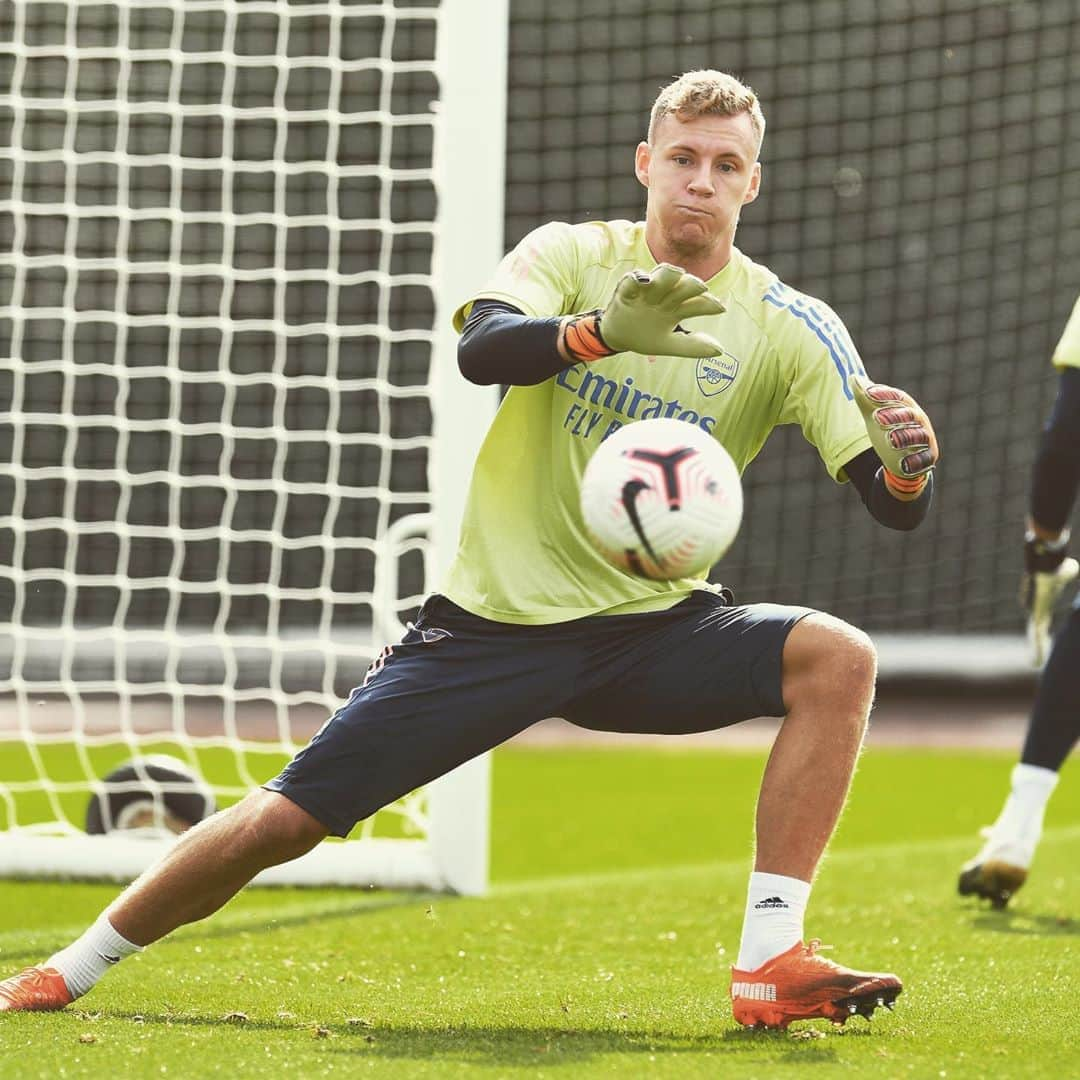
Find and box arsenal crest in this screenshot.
[696,352,739,396]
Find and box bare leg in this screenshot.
[107,789,329,946]
[754,613,876,881]
[709,614,899,1026]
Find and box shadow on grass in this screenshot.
[968,909,1079,936]
[88,1011,851,1068]
[322,1024,846,1068]
[0,892,435,965]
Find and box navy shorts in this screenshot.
[264,591,814,836]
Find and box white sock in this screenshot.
[987,763,1059,860]
[1009,762,1059,810]
[735,871,811,972]
[46,912,143,998]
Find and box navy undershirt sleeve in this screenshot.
[844,447,934,531]
[458,300,570,386]
[1030,366,1080,532]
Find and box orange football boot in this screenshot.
[730,940,901,1029]
[0,966,73,1012]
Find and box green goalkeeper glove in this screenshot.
[596,263,725,359]
[852,377,939,499]
[1022,529,1079,668]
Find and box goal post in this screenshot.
[413,0,508,897]
[0,0,505,893]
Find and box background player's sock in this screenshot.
[735,871,811,971]
[45,912,143,998]
[982,762,1059,866]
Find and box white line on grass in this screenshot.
[489,824,1080,898]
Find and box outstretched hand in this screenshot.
[598,264,725,359]
[1022,531,1079,668]
[852,377,939,498]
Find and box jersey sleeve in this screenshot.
[452,221,582,330]
[772,296,873,481]
[1051,295,1080,369]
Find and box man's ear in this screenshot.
[634,141,651,188]
[743,161,762,204]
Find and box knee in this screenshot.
[225,789,329,865]
[782,614,877,713]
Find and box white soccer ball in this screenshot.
[579,418,743,581]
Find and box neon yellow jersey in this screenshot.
[444,219,872,624]
[1052,294,1080,369]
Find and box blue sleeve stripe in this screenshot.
[763,284,865,399]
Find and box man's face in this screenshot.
[635,111,762,262]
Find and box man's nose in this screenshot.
[688,167,714,194]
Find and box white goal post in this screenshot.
[0,0,504,893]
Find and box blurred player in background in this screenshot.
[959,295,1080,908]
[1,71,939,1029]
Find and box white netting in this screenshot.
[0,1,479,883]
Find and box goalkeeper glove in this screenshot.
[852,377,939,499]
[560,264,725,362]
[1021,529,1079,668]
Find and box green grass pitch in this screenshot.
[0,745,1077,1077]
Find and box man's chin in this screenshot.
[664,227,716,262]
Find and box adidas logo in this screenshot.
[753,895,789,910]
[731,981,777,1002]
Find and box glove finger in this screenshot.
[898,416,939,472]
[646,263,687,298]
[864,382,915,407]
[615,271,644,303]
[888,424,930,451]
[851,375,883,422]
[853,377,919,425]
[1020,572,1034,613]
[666,330,724,359]
[873,405,920,428]
[674,293,726,321]
[1029,615,1047,668]
[663,272,710,307]
[900,448,936,476]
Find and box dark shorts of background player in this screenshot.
[264,591,815,837]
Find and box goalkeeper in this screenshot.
[959,294,1080,908]
[1,71,939,1030]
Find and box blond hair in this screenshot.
[647,70,765,154]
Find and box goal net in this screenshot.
[0,0,504,892]
[504,0,1080,682]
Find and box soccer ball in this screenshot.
[85,754,216,836]
[580,418,742,580]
